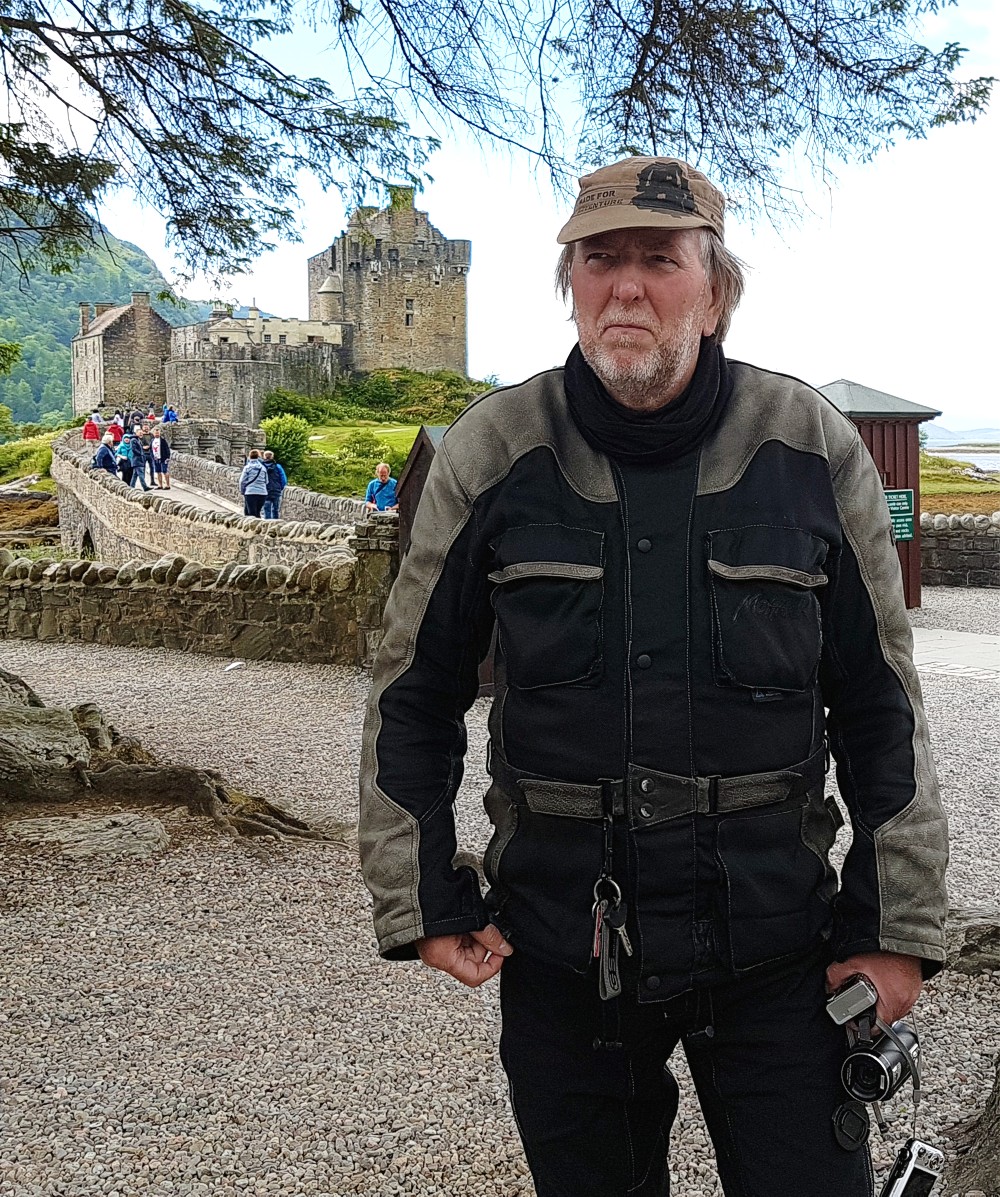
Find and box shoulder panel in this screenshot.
[698,362,860,495]
[443,369,617,504]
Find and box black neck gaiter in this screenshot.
[563,336,733,464]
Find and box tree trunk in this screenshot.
[946,1063,1000,1192]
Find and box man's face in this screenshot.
[376,465,390,482]
[570,227,722,409]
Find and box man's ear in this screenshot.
[701,278,723,339]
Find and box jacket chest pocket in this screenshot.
[707,525,829,693]
[490,524,605,690]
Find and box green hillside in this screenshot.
[0,230,210,425]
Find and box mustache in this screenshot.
[597,308,655,334]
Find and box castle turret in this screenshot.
[317,274,343,322]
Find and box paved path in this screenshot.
[912,626,1000,681]
[144,478,242,515]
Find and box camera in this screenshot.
[878,1138,943,1197]
[842,1019,920,1103]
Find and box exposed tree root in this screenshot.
[0,668,342,842]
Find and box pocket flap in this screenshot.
[707,560,828,589]
[489,561,604,584]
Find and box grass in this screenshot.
[307,424,420,456]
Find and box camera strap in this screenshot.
[875,1014,922,1141]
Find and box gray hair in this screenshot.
[554,229,746,343]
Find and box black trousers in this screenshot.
[499,947,873,1197]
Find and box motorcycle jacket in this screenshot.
[359,362,948,1000]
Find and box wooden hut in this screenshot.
[820,380,940,609]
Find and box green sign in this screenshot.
[884,488,914,542]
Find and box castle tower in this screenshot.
[307,195,470,375]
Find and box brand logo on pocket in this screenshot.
[734,591,811,622]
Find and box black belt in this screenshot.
[488,745,827,828]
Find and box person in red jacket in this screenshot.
[108,421,123,445]
[82,415,100,445]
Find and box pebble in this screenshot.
[0,589,998,1195]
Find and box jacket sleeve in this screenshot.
[820,436,948,975]
[358,440,495,959]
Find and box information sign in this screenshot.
[884,488,914,542]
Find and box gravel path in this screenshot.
[2,591,998,1196]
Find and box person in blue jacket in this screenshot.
[92,433,118,475]
[128,428,149,490]
[262,451,287,519]
[364,462,398,512]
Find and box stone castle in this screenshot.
[72,194,470,424]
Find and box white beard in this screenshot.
[577,304,705,411]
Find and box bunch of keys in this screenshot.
[592,876,633,1000]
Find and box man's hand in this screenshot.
[415,925,513,988]
[826,951,923,1025]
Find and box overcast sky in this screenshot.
[101,0,999,430]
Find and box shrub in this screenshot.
[0,431,57,485]
[260,414,311,473]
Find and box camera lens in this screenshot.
[842,1055,887,1102]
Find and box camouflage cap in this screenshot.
[557,157,725,244]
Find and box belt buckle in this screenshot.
[697,775,721,814]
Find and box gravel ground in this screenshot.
[2,591,999,1196]
[908,586,1000,635]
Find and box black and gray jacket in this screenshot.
[359,363,948,1000]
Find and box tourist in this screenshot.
[358,156,947,1197]
[116,435,134,486]
[163,405,179,424]
[239,449,269,517]
[151,426,172,490]
[92,433,118,475]
[128,429,149,490]
[262,450,287,519]
[108,420,123,445]
[364,462,398,511]
[82,414,101,446]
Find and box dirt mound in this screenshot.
[0,496,59,532]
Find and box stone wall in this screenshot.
[0,514,400,665]
[156,420,265,466]
[166,454,367,524]
[53,433,362,567]
[164,333,349,425]
[920,511,1000,587]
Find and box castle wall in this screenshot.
[164,336,348,423]
[71,336,105,415]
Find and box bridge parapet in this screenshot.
[53,430,363,566]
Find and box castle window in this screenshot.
[278,334,287,344]
[219,337,229,343]
[330,245,337,270]
[375,238,382,258]
[405,314,414,327]
[263,334,271,343]
[405,299,414,311]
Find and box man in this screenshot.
[91,432,117,475]
[262,450,287,519]
[151,425,171,489]
[364,462,398,511]
[127,426,149,490]
[358,158,947,1196]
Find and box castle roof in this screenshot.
[318,274,343,294]
[81,304,130,338]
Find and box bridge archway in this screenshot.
[80,529,96,559]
